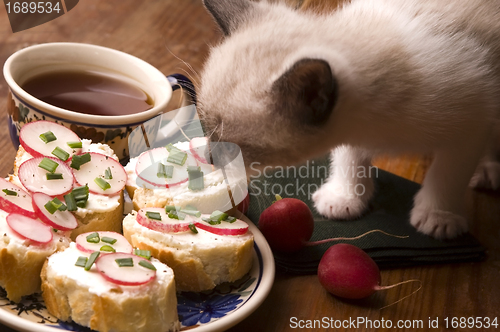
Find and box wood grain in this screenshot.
[0,1,498,332]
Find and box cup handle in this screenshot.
[167,74,196,106]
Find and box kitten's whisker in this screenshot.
[164,45,201,81]
[176,67,201,90]
[206,123,219,142]
[218,121,224,143]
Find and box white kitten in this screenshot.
[198,0,500,239]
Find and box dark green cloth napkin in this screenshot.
[246,156,486,274]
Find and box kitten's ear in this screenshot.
[203,0,254,36]
[271,58,337,126]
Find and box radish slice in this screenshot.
[75,231,133,254]
[19,120,82,159]
[72,153,127,195]
[137,207,192,233]
[6,213,53,244]
[32,192,78,231]
[18,156,74,196]
[0,178,36,218]
[190,137,209,164]
[195,215,249,236]
[135,147,197,188]
[95,253,156,286]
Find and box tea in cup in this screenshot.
[3,42,196,162]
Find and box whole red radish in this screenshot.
[258,196,407,253]
[318,243,381,299]
[258,196,314,253]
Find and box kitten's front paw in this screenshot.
[312,185,369,220]
[410,207,468,240]
[469,161,500,191]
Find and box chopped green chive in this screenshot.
[76,200,87,208]
[75,256,88,268]
[202,217,221,225]
[50,197,63,209]
[85,251,100,271]
[2,189,17,196]
[115,258,134,267]
[167,146,187,166]
[201,210,231,225]
[189,223,198,234]
[101,237,117,245]
[46,173,63,180]
[164,205,177,212]
[86,232,100,243]
[145,211,162,220]
[38,157,59,173]
[165,143,174,152]
[64,192,77,211]
[210,210,228,222]
[67,141,82,149]
[187,166,201,172]
[70,153,91,170]
[180,209,201,218]
[157,163,166,178]
[167,210,185,220]
[94,177,111,191]
[39,131,57,143]
[44,201,58,214]
[44,197,67,214]
[52,197,67,211]
[99,245,116,253]
[72,186,89,199]
[52,146,70,161]
[188,170,204,191]
[134,249,152,260]
[168,212,179,220]
[52,197,63,205]
[104,167,113,180]
[139,260,156,271]
[157,163,174,178]
[72,185,89,208]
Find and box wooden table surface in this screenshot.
[0,1,499,331]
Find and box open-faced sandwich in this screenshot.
[0,177,71,302]
[123,206,254,292]
[124,137,247,214]
[41,231,179,332]
[11,121,126,240]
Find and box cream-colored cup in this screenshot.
[3,42,195,162]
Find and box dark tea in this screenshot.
[21,69,154,116]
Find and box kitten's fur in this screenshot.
[198,0,500,239]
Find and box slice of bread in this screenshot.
[69,192,124,240]
[12,144,124,241]
[122,211,254,292]
[41,243,179,332]
[0,209,70,302]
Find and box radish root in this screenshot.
[376,279,422,310]
[304,229,409,246]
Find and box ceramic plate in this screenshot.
[0,217,275,332]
